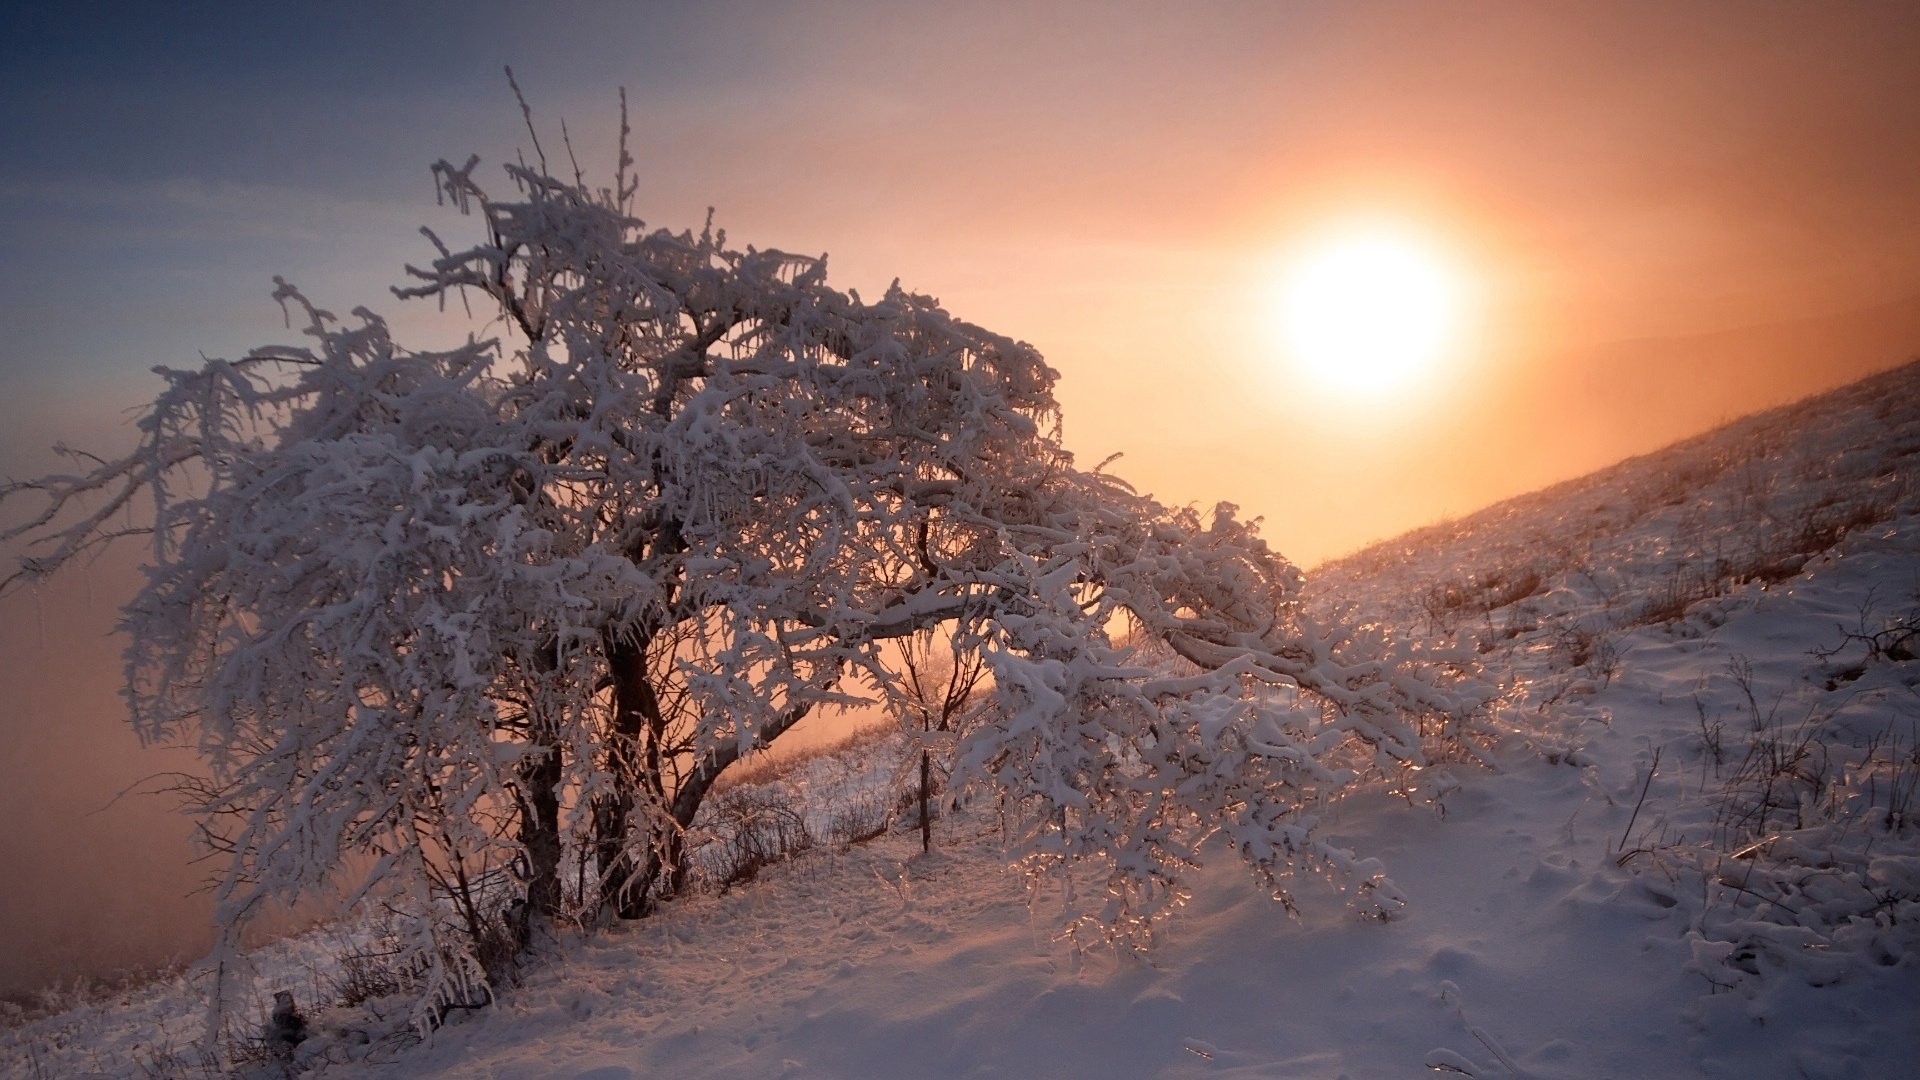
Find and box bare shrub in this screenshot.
[1635,563,1722,625]
[1693,484,1903,609]
[1815,587,1920,675]
[1858,728,1919,834]
[702,787,815,890]
[1694,695,1726,774]
[130,1039,224,1079]
[326,945,412,1008]
[1711,705,1832,849]
[1549,623,1620,686]
[1787,487,1900,554]
[1418,565,1545,635]
[1632,656,1920,992]
[827,791,894,849]
[894,767,940,819]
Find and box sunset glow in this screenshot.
[1274,229,1462,395]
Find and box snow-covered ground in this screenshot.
[8,362,1920,1078]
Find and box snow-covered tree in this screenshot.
[1,118,1486,1024]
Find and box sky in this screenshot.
[6,2,1920,558]
[2,0,1919,994]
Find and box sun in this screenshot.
[1272,227,1462,395]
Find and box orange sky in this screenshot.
[6,4,1920,562]
[512,2,1920,564]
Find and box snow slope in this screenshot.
[9,362,1920,1078]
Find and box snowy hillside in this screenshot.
[9,362,1920,1078]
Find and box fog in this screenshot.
[0,547,214,999]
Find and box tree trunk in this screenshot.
[598,629,663,920]
[919,748,932,854]
[517,741,563,919]
[515,642,568,922]
[651,692,828,903]
[599,657,835,919]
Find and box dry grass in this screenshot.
[716,719,899,791]
[1417,565,1545,635]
